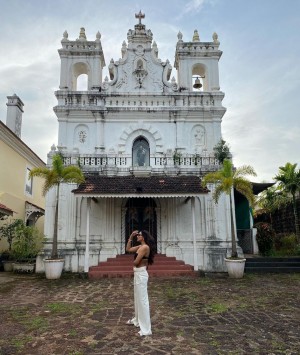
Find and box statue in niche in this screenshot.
[78,130,87,143]
[137,145,146,166]
[133,60,148,89]
[194,128,205,146]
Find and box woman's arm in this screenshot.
[126,230,140,253]
[133,245,149,267]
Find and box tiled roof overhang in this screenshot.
[0,203,14,216]
[72,175,209,198]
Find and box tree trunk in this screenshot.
[51,183,59,259]
[292,195,300,244]
[229,192,238,258]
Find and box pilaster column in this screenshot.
[84,198,91,272]
[191,196,198,271]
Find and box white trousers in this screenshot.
[131,266,152,335]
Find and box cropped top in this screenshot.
[134,252,149,260]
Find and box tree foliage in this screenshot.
[202,159,256,257]
[274,162,300,243]
[213,139,231,164]
[0,219,24,251]
[30,154,85,258]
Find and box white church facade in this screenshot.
[37,13,239,273]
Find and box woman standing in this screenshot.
[126,230,155,336]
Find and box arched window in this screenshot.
[192,64,206,91]
[77,74,88,91]
[72,62,89,90]
[132,136,150,167]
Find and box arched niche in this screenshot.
[132,136,150,167]
[191,124,206,151]
[71,62,90,90]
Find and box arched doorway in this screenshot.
[125,198,157,252]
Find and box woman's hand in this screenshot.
[126,230,138,253]
[130,230,138,239]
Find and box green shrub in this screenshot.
[11,223,45,261]
[0,219,24,251]
[282,234,297,249]
[273,234,299,256]
[254,222,275,256]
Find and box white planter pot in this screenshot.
[44,259,64,279]
[3,260,14,272]
[13,262,35,273]
[225,258,246,278]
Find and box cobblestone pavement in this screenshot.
[0,272,299,355]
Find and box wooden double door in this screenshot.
[125,198,157,250]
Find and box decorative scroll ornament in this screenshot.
[78,130,87,143]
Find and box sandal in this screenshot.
[126,318,140,327]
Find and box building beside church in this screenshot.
[0,95,45,251]
[37,12,238,273]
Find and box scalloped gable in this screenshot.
[102,12,177,94]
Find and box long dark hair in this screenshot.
[140,230,156,265]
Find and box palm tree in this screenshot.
[255,185,289,227]
[202,159,256,258]
[274,162,300,244]
[30,154,85,259]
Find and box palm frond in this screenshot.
[29,167,52,179]
[222,159,233,178]
[62,167,85,184]
[234,178,255,206]
[202,171,223,187]
[234,165,257,178]
[213,184,225,203]
[52,154,64,176]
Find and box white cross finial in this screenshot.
[135,10,145,25]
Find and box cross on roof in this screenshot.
[135,10,145,25]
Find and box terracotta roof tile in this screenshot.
[72,175,208,197]
[0,203,14,215]
[0,203,13,212]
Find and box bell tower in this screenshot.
[58,28,106,91]
[174,30,222,92]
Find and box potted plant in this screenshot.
[30,154,85,279]
[11,222,45,273]
[0,250,14,272]
[202,159,256,278]
[173,149,182,166]
[0,219,24,271]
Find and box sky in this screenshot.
[0,0,299,182]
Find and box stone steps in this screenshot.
[245,257,300,273]
[88,254,196,279]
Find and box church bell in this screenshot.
[193,77,202,89]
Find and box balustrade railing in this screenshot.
[55,91,222,109]
[61,154,219,172]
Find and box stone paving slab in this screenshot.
[0,272,299,354]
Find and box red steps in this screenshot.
[88,254,196,279]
